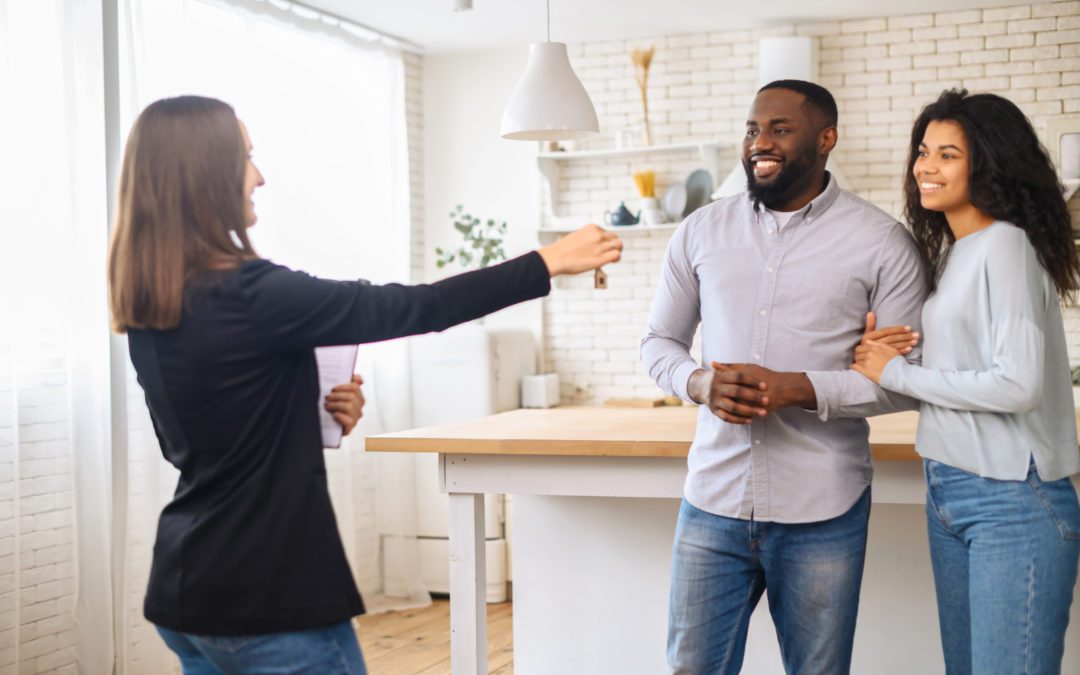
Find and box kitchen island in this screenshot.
[367,407,1080,674]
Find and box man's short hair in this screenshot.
[758,80,838,128]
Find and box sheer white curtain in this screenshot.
[117,1,423,672]
[0,1,115,673]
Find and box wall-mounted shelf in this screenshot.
[537,141,722,162]
[537,141,730,222]
[537,223,679,236]
[1064,178,1080,202]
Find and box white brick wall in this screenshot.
[405,52,426,284]
[547,2,1080,404]
[0,369,77,675]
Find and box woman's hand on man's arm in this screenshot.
[860,311,919,354]
[851,311,917,384]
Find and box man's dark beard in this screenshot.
[743,142,818,209]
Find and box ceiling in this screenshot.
[301,0,1028,53]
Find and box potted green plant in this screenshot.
[435,204,507,269]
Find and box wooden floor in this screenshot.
[355,599,513,674]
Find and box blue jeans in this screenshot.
[156,621,367,675]
[925,459,1080,675]
[667,489,870,674]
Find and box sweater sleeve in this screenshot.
[240,252,551,350]
[879,227,1048,413]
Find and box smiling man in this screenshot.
[641,80,927,674]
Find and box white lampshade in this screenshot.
[757,37,818,88]
[501,42,599,141]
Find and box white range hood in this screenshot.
[714,36,851,199]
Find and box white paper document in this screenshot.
[315,345,359,449]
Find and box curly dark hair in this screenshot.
[903,89,1079,301]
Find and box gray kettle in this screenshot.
[604,201,640,226]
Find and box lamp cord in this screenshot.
[546,0,550,42]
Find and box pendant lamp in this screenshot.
[500,0,599,141]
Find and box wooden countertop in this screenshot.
[366,406,935,461]
[368,406,701,457]
[365,406,1080,461]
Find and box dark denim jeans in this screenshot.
[156,620,367,675]
[925,458,1080,675]
[667,489,871,674]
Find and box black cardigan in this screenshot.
[130,252,551,634]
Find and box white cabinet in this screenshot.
[380,323,535,603]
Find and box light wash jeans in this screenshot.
[925,458,1080,675]
[156,620,367,675]
[667,488,871,674]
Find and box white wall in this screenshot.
[424,3,1080,404]
[422,48,545,356]
[416,10,1080,672]
[554,3,1080,405]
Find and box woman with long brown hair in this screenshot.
[108,95,622,673]
[853,89,1080,674]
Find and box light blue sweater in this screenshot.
[881,221,1080,481]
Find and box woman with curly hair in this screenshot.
[852,89,1080,674]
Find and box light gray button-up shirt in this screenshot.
[641,175,927,523]
[881,221,1080,481]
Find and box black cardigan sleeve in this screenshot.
[240,251,552,350]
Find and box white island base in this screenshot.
[369,408,1080,675]
[453,457,1080,675]
[512,493,942,674]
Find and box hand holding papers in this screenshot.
[315,345,359,448]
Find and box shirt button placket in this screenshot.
[751,423,768,517]
[748,223,785,519]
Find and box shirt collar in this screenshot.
[749,171,841,222]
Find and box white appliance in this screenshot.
[384,322,536,603]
